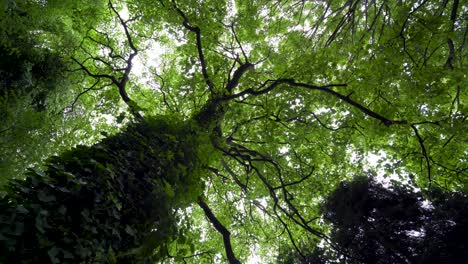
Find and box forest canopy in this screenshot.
[0,0,466,263]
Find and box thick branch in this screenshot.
[109,1,138,53]
[288,80,406,126]
[197,197,241,264]
[445,0,459,69]
[226,62,254,93]
[172,1,215,93]
[108,1,139,103]
[223,79,406,126]
[450,0,459,28]
[445,38,455,69]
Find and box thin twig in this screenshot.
[411,124,432,186]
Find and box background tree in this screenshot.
[320,176,468,264]
[0,0,111,182]
[0,0,466,263]
[279,176,468,264]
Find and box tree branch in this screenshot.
[230,23,248,62]
[108,1,139,104]
[72,2,143,119]
[220,158,248,192]
[223,79,406,126]
[63,79,108,113]
[445,0,459,69]
[223,142,333,240]
[225,62,254,93]
[71,57,119,84]
[197,197,241,264]
[411,124,432,186]
[172,1,215,93]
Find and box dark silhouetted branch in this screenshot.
[71,1,143,119]
[172,1,215,93]
[223,79,406,126]
[197,197,241,264]
[108,1,139,105]
[71,57,119,84]
[411,124,432,186]
[226,62,254,93]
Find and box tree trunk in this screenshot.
[0,117,211,263]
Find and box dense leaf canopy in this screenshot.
[0,0,466,263]
[316,177,468,264]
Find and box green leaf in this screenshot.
[47,247,60,264]
[108,247,117,264]
[37,191,56,202]
[163,179,175,199]
[125,225,136,237]
[16,205,29,214]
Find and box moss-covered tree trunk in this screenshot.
[0,116,214,263]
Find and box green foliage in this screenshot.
[0,117,212,263]
[278,177,468,264]
[302,177,468,264]
[0,0,112,181]
[0,0,467,263]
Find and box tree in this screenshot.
[0,0,109,182]
[1,117,213,263]
[0,0,466,263]
[309,176,468,264]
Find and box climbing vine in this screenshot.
[0,117,214,263]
